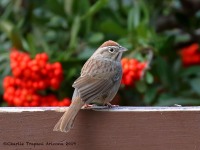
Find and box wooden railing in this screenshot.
[0,106,200,150]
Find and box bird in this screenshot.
[53,40,127,133]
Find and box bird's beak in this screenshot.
[119,46,128,52]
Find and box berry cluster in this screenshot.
[179,43,200,67]
[121,58,147,86]
[3,50,71,106]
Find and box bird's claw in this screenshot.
[82,104,97,109]
[105,103,119,108]
[82,103,119,109]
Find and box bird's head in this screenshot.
[92,40,127,62]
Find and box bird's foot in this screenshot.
[105,103,119,108]
[82,104,98,109]
[82,103,119,110]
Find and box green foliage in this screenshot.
[1,0,200,106]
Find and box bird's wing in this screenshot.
[72,58,121,103]
[72,76,113,103]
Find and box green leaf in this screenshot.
[26,34,36,53]
[174,33,190,43]
[132,3,140,28]
[140,0,150,25]
[155,57,173,87]
[181,66,200,77]
[189,78,200,95]
[100,20,127,36]
[88,33,104,43]
[81,0,108,20]
[157,93,173,102]
[78,47,94,59]
[143,87,157,105]
[0,20,23,49]
[145,72,154,84]
[21,38,29,53]
[0,1,13,19]
[127,6,140,32]
[64,0,73,15]
[135,81,147,93]
[68,15,81,50]
[10,27,23,49]
[0,52,9,63]
[33,27,50,53]
[0,20,13,36]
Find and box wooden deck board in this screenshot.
[0,107,200,150]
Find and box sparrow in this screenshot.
[53,40,127,132]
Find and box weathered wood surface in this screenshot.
[0,106,200,150]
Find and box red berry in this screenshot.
[13,97,22,106]
[13,68,21,77]
[40,53,49,62]
[179,43,200,67]
[121,58,147,86]
[3,51,66,107]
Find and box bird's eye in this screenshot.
[108,48,115,53]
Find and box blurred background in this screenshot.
[1,0,200,107]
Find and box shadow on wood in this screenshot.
[0,107,200,150]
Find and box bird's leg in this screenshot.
[105,102,112,108]
[82,104,98,109]
[105,102,119,108]
[83,103,119,109]
[82,104,92,109]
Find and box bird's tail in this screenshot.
[53,97,84,133]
